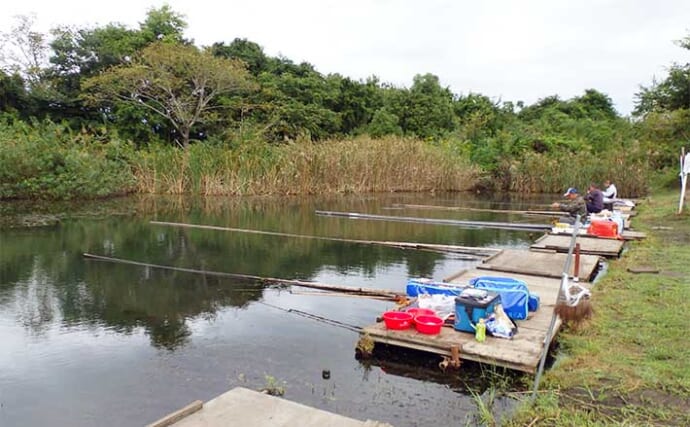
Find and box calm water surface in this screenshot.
[0,192,555,427]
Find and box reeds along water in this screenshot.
[131,136,652,197]
[131,136,480,195]
[506,149,651,197]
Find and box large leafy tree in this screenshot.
[333,75,383,134]
[46,6,189,125]
[572,89,618,120]
[634,34,690,115]
[211,38,269,75]
[385,73,456,138]
[0,70,30,115]
[82,42,253,148]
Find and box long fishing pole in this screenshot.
[257,301,362,333]
[150,221,495,258]
[315,210,552,232]
[390,203,559,216]
[82,253,404,298]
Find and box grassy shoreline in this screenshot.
[506,190,690,426]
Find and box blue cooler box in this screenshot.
[469,276,530,320]
[406,278,468,297]
[454,290,500,333]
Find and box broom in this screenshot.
[553,215,593,325]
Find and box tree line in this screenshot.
[1,6,689,199]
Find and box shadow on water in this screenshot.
[0,192,558,427]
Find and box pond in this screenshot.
[0,192,556,427]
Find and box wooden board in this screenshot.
[549,230,644,241]
[361,321,552,373]
[532,234,624,257]
[627,266,659,274]
[476,249,600,281]
[620,230,647,240]
[362,269,587,373]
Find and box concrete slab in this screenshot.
[153,387,391,427]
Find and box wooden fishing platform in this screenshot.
[549,229,645,241]
[476,249,600,281]
[361,269,580,373]
[531,234,624,257]
[147,387,391,427]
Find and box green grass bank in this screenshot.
[506,190,690,426]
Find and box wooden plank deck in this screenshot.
[532,234,624,257]
[150,387,391,427]
[475,249,600,281]
[361,269,582,373]
[549,230,645,241]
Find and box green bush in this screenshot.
[0,120,136,200]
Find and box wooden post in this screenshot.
[573,243,581,281]
[450,345,462,368]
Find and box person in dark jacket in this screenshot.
[552,187,587,224]
[584,183,604,214]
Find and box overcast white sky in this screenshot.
[2,0,689,115]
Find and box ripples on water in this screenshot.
[0,193,555,426]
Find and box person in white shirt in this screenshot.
[602,180,617,203]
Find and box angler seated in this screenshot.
[584,183,604,214]
[601,179,617,209]
[551,187,587,224]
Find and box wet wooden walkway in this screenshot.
[147,387,391,427]
[476,249,600,281]
[356,202,640,374]
[531,234,625,257]
[360,269,578,373]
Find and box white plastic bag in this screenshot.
[417,294,456,320]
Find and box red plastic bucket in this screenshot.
[414,315,444,335]
[382,311,413,330]
[406,308,436,319]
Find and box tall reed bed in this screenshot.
[132,136,479,195]
[506,144,651,197]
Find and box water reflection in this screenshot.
[0,192,553,426]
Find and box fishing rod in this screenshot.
[150,220,497,258]
[257,301,363,333]
[315,210,552,232]
[390,203,559,216]
[82,253,404,299]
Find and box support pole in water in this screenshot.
[531,215,582,402]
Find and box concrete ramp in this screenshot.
[147,387,391,427]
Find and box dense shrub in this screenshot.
[0,120,136,199]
